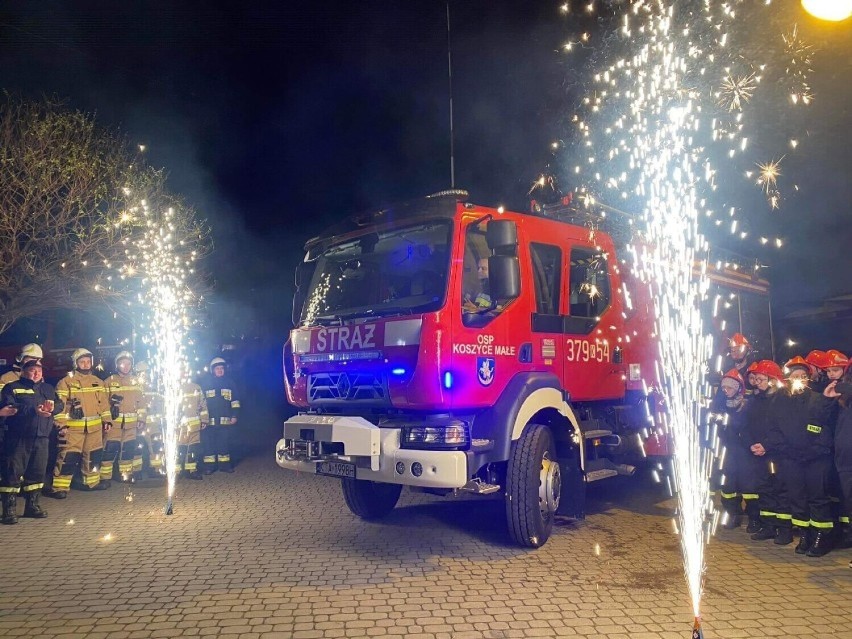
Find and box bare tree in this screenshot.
[0,95,209,336]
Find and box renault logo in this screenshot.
[336,373,352,398]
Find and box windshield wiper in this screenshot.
[314,306,413,325]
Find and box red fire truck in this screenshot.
[275,191,771,547]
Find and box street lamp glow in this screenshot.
[802,0,852,21]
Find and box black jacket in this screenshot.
[762,388,834,461]
[0,378,64,438]
[202,374,240,425]
[710,391,749,453]
[743,388,783,449]
[823,382,852,472]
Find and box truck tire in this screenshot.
[505,423,560,548]
[341,478,402,520]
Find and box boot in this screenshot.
[42,487,67,500]
[219,463,234,474]
[1,493,18,525]
[751,524,776,541]
[746,516,762,534]
[806,530,833,557]
[23,492,48,519]
[188,471,203,481]
[94,480,111,490]
[795,529,813,555]
[722,514,741,530]
[774,526,794,545]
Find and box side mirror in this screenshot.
[486,220,518,253]
[488,255,520,301]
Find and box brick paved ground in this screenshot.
[1,451,850,638]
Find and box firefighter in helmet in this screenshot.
[201,357,240,473]
[744,359,788,542]
[103,351,146,482]
[136,361,165,478]
[0,360,64,524]
[822,353,852,560]
[728,333,755,390]
[805,350,831,394]
[52,348,113,494]
[178,380,209,479]
[712,369,759,530]
[0,344,44,465]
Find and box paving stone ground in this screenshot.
[1,447,850,639]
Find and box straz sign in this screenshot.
[565,338,610,363]
[313,324,378,352]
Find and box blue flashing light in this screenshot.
[391,367,406,376]
[443,371,453,389]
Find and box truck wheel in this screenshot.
[505,423,560,548]
[341,478,402,520]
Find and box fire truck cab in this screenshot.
[277,191,660,547]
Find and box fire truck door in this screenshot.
[529,243,564,378]
[563,245,623,401]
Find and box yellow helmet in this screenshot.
[71,348,94,367]
[19,343,44,361]
[114,350,134,368]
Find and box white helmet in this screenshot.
[72,348,94,367]
[115,350,134,368]
[209,357,226,369]
[19,343,43,361]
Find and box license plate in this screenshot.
[316,461,356,479]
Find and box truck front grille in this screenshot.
[308,372,388,405]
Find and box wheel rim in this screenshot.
[539,451,561,518]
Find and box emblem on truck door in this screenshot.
[477,357,495,386]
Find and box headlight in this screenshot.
[402,421,469,449]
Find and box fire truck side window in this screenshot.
[461,221,513,327]
[569,247,611,319]
[530,243,561,316]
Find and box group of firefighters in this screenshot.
[0,344,241,525]
[712,333,852,567]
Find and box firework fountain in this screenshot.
[555,1,815,632]
[121,181,204,516]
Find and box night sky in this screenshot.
[1,1,851,348]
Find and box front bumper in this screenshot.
[275,414,469,489]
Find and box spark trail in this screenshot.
[556,0,814,622]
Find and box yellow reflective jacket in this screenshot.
[56,371,111,429]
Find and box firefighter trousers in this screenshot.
[54,427,104,491]
[775,455,835,531]
[42,428,60,491]
[202,424,232,469]
[0,435,49,494]
[838,469,852,527]
[753,456,788,528]
[719,446,761,519]
[178,428,202,473]
[102,421,140,480]
[139,421,164,476]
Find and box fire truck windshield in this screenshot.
[299,221,452,326]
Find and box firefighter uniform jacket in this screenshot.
[0,369,21,394]
[762,388,833,461]
[203,375,240,425]
[0,378,64,438]
[55,371,112,431]
[181,382,209,432]
[104,373,146,427]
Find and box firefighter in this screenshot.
[823,362,852,557]
[202,357,240,473]
[178,380,209,479]
[0,360,64,524]
[805,350,830,394]
[713,369,759,530]
[135,361,164,478]
[778,357,836,556]
[728,333,755,393]
[103,351,146,482]
[0,344,44,471]
[52,348,113,494]
[745,360,789,543]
